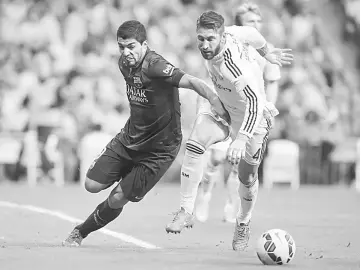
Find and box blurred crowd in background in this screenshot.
[0,0,359,185]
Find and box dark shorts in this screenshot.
[86,137,180,202]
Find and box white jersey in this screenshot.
[250,43,281,83]
[205,26,269,138]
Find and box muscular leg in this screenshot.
[232,129,268,251]
[236,161,259,225]
[196,147,226,222]
[235,128,269,225]
[75,149,180,240]
[79,143,180,239]
[83,141,133,193]
[231,160,259,251]
[63,140,133,246]
[75,183,127,238]
[84,177,115,193]
[180,114,229,215]
[166,114,229,233]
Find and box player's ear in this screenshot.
[142,40,148,47]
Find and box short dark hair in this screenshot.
[196,11,225,31]
[117,20,147,44]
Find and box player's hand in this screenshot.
[227,137,247,165]
[210,96,230,124]
[265,48,294,67]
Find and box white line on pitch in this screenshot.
[0,201,161,250]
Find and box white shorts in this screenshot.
[209,138,231,151]
[198,101,272,165]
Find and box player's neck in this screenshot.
[211,39,226,62]
[132,48,149,70]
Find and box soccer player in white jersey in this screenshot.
[195,2,282,224]
[165,11,293,251]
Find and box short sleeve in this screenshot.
[226,26,266,49]
[147,57,185,87]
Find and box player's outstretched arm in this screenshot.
[179,74,229,122]
[262,46,293,67]
[231,26,294,66]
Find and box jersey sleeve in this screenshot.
[221,53,265,138]
[146,57,185,87]
[227,25,266,50]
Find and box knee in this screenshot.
[189,117,228,149]
[238,170,258,186]
[110,188,124,202]
[237,162,259,185]
[84,178,103,193]
[109,185,128,208]
[209,149,225,167]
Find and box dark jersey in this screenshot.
[117,49,185,151]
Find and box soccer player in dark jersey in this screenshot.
[62,20,228,246]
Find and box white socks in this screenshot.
[237,176,259,224]
[180,140,205,214]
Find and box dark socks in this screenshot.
[76,199,123,238]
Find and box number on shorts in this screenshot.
[252,148,261,160]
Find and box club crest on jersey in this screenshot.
[133,76,143,88]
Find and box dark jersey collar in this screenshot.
[132,47,150,70]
